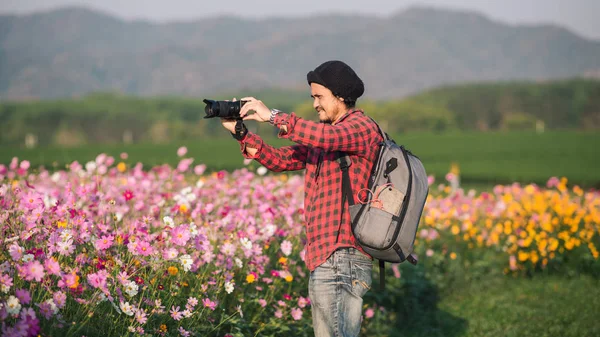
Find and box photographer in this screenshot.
[221,60,383,337]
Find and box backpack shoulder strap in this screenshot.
[337,153,355,207]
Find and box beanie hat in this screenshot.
[307,60,364,101]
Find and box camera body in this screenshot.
[203,99,247,119]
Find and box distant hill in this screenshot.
[1,6,600,100]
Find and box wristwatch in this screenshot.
[269,109,282,125]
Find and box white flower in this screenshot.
[85,161,97,172]
[51,172,61,183]
[189,223,198,238]
[183,309,193,318]
[280,240,293,256]
[196,180,205,188]
[21,254,34,262]
[235,258,243,269]
[225,281,235,294]
[263,224,277,237]
[45,298,58,314]
[163,216,174,227]
[119,301,135,316]
[128,326,136,333]
[179,254,193,272]
[257,166,268,176]
[60,230,73,242]
[240,237,252,250]
[6,296,21,315]
[124,281,139,297]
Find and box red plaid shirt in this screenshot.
[237,108,383,271]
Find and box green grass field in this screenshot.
[387,272,599,337]
[2,130,599,187]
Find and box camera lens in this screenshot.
[203,99,245,119]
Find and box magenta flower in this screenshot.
[15,288,31,305]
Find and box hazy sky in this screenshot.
[1,0,599,40]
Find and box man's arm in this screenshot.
[273,112,370,154]
[238,131,308,172]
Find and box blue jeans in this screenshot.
[309,248,373,337]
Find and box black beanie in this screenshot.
[306,60,364,101]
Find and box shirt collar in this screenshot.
[332,108,363,125]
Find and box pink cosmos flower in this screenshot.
[194,164,206,175]
[187,297,198,307]
[9,243,23,261]
[291,307,303,321]
[297,297,309,308]
[24,260,45,282]
[162,248,178,260]
[53,291,67,309]
[44,258,61,276]
[135,309,148,324]
[95,235,114,251]
[274,309,283,318]
[365,308,375,319]
[177,146,188,157]
[136,241,154,256]
[21,191,43,210]
[170,306,183,321]
[258,299,267,308]
[87,270,108,290]
[202,298,217,311]
[171,225,190,246]
[177,158,194,172]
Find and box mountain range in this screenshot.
[1,5,599,100]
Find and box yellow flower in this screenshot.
[159,324,167,333]
[179,204,189,213]
[451,225,460,235]
[450,252,457,260]
[285,275,294,282]
[518,251,529,262]
[116,235,123,245]
[168,266,178,276]
[278,257,288,265]
[117,162,127,172]
[57,220,67,228]
[246,274,256,284]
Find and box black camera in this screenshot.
[203,99,247,119]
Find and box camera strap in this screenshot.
[232,120,248,141]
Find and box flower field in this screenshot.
[0,150,599,337]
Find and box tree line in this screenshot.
[1,79,599,147]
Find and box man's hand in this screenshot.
[239,97,270,123]
[221,118,237,134]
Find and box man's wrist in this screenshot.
[269,109,282,125]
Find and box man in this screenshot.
[221,60,383,337]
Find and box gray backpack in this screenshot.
[338,119,429,289]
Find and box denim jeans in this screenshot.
[309,247,373,337]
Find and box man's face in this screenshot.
[310,83,346,124]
